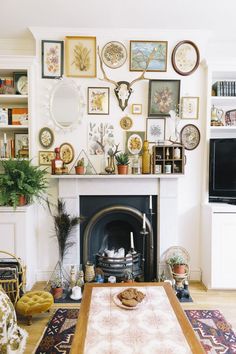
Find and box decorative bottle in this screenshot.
[142,140,151,174]
[51,147,63,175]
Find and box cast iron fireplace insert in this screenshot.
[80,195,157,281]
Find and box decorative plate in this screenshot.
[101,41,127,69]
[180,124,200,150]
[120,116,133,130]
[127,133,143,155]
[112,293,146,310]
[171,40,200,76]
[59,143,74,164]
[39,127,54,148]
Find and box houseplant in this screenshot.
[167,254,187,274]
[75,158,85,175]
[115,152,130,174]
[50,276,64,300]
[0,158,48,209]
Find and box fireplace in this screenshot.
[54,175,180,282]
[80,195,157,281]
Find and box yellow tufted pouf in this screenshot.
[16,290,54,325]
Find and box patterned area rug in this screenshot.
[34,308,236,354]
[185,310,236,353]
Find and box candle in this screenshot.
[130,232,134,249]
[149,195,152,210]
[143,213,146,229]
[3,133,7,144]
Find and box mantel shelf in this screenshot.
[51,174,183,180]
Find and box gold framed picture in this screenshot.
[65,36,97,77]
[131,104,142,115]
[59,142,74,164]
[39,151,55,165]
[181,97,199,119]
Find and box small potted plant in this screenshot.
[75,158,85,175]
[123,269,134,283]
[115,152,130,175]
[167,255,187,275]
[50,276,64,300]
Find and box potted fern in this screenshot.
[115,152,130,175]
[0,158,48,209]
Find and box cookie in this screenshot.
[122,298,138,307]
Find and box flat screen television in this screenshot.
[209,138,236,204]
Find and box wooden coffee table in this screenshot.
[70,282,204,354]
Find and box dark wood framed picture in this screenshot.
[148,79,180,117]
[171,40,200,76]
[87,87,110,115]
[41,40,64,79]
[13,72,28,95]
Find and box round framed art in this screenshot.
[180,124,200,150]
[101,41,127,69]
[171,40,200,76]
[59,143,74,164]
[39,127,54,148]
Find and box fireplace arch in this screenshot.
[83,204,154,280]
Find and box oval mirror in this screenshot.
[50,79,83,129]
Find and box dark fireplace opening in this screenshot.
[80,195,157,281]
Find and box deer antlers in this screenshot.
[97,47,118,87]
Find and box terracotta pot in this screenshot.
[75,166,85,175]
[173,264,186,274]
[117,165,128,175]
[18,195,27,206]
[51,287,63,300]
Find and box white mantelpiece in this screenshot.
[52,175,179,274]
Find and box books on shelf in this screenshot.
[212,81,236,96]
[0,107,28,126]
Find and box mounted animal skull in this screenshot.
[97,46,156,111]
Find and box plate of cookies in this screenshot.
[113,287,146,310]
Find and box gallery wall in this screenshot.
[26,28,210,281]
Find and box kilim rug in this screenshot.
[34,308,236,354]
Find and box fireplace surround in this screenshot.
[54,175,179,280]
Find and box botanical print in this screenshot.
[65,36,96,77]
[181,97,199,119]
[42,40,63,78]
[148,80,180,117]
[39,151,55,165]
[88,88,109,115]
[146,118,166,143]
[88,122,114,155]
[125,131,145,155]
[175,43,198,73]
[130,41,167,71]
[102,41,127,68]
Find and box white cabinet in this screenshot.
[201,203,236,289]
[0,205,37,290]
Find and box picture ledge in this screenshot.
[50,174,183,179]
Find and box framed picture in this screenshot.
[65,36,96,77]
[146,118,166,143]
[59,142,74,164]
[181,97,199,119]
[41,40,64,79]
[172,40,200,76]
[125,131,145,155]
[88,87,110,115]
[131,104,142,115]
[130,40,168,72]
[39,151,55,165]
[101,41,127,69]
[148,79,180,117]
[14,133,29,157]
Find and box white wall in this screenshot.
[27,28,210,281]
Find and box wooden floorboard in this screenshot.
[18,281,236,354]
